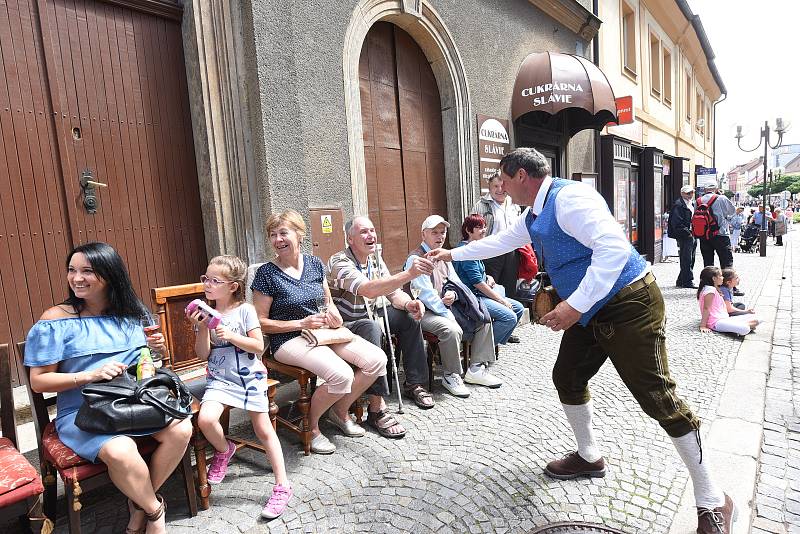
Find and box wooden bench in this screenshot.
[152,282,279,509]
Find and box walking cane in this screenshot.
[374,244,405,414]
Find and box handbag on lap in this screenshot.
[300,326,356,347]
[75,364,192,434]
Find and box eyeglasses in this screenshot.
[200,275,235,286]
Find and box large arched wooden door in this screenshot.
[359,22,446,272]
[0,0,206,359]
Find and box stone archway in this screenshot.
[343,0,474,233]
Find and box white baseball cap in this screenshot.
[421,215,450,231]
[680,185,694,194]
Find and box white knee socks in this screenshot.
[670,431,725,509]
[562,401,602,463]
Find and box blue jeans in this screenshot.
[479,285,524,345]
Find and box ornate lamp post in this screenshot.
[735,118,787,256]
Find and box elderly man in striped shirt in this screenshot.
[326,216,436,439]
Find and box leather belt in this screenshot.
[611,272,656,302]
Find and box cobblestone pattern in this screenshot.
[4,250,772,534]
[752,232,799,534]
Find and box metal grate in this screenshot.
[527,522,630,534]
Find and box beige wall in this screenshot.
[598,0,721,181]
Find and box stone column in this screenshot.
[182,0,267,263]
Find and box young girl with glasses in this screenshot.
[187,255,292,519]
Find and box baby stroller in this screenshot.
[738,223,761,253]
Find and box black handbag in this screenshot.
[75,364,193,434]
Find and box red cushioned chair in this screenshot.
[0,343,46,534]
[15,342,198,534]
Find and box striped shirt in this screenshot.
[326,248,401,322]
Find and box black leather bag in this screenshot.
[75,364,193,434]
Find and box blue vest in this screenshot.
[526,178,646,326]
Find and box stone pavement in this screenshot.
[2,235,793,534]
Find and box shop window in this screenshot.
[621,2,637,78]
[649,32,661,98]
[662,48,672,106]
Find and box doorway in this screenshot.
[0,0,206,353]
[358,22,446,272]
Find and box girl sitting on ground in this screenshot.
[188,255,292,520]
[698,266,760,335]
[720,268,752,317]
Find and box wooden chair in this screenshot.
[0,344,46,534]
[152,282,279,508]
[422,332,471,390]
[15,342,198,534]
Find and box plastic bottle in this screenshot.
[137,347,156,380]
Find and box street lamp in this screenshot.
[735,118,788,256]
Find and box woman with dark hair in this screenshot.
[24,242,193,534]
[453,214,524,346]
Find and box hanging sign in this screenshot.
[608,96,634,126]
[477,114,511,182]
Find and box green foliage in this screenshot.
[748,173,800,198]
[722,190,734,199]
[794,212,800,223]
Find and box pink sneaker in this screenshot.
[207,439,236,485]
[261,483,293,519]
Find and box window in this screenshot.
[621,2,637,77]
[685,73,692,123]
[696,92,703,132]
[649,33,661,97]
[706,103,712,140]
[663,48,672,105]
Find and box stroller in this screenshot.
[738,223,761,253]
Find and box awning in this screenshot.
[511,52,618,136]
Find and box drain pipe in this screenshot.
[592,0,602,189]
[712,91,727,174]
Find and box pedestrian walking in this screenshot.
[427,147,737,534]
[774,208,788,246]
[730,207,745,252]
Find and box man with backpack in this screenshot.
[694,186,734,264]
[668,185,698,288]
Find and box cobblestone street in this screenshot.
[9,235,794,534]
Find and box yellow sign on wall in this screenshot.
[321,214,333,234]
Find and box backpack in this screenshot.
[691,194,720,239]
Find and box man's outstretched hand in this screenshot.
[426,248,452,262]
[539,301,581,332]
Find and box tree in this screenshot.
[748,173,800,198]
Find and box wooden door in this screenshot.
[359,22,446,273]
[0,0,206,356]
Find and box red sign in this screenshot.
[608,96,634,126]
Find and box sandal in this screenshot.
[145,494,166,524]
[126,499,145,534]
[366,410,406,439]
[404,383,435,409]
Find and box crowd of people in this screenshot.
[23,147,749,533]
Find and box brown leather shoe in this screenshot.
[544,451,606,480]
[696,493,737,534]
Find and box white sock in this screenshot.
[671,431,725,509]
[561,401,602,462]
[468,363,483,373]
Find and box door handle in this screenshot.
[79,170,105,214]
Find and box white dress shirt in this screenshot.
[450,177,647,314]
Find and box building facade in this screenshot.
[1,0,615,351]
[595,0,725,261]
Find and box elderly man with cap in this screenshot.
[404,215,500,398]
[668,185,698,288]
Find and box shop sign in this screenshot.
[696,166,717,175]
[477,114,510,182]
[608,96,634,126]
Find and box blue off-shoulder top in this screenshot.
[25,316,150,462]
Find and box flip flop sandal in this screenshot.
[404,384,435,409]
[366,410,406,439]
